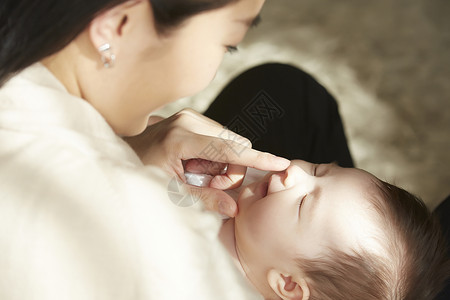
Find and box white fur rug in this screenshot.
[158,0,450,209]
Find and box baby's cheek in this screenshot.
[250,205,286,245]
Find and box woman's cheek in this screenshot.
[193,45,225,87]
[186,55,224,96]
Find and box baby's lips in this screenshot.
[258,181,269,198]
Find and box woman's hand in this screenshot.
[123,109,290,217]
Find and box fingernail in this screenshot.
[272,155,290,168]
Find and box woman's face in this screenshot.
[90,0,265,135]
[234,160,384,280]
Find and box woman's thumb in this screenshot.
[184,184,238,218]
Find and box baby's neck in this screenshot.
[219,219,247,277]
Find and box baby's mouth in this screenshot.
[257,181,269,198]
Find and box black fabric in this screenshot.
[204,63,354,167]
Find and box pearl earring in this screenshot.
[98,43,116,68]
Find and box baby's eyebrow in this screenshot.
[318,163,336,177]
[330,161,339,167]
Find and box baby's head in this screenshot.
[234,160,449,299]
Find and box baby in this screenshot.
[189,160,449,300]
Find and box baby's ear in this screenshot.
[267,269,310,300]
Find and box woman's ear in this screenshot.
[87,0,152,63]
[267,269,310,300]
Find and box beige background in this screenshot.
[158,0,450,209]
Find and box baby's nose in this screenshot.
[268,165,309,194]
[267,170,289,194]
[284,164,309,187]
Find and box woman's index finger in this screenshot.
[193,136,289,171]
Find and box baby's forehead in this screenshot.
[318,180,386,254]
[341,166,379,186]
[330,199,387,254]
[333,167,382,207]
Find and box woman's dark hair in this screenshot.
[0,0,238,86]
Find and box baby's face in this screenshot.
[235,160,383,277]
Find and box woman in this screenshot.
[0,0,287,299]
[1,0,290,214]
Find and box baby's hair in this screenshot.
[296,180,450,300]
[296,249,392,299]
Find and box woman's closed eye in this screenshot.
[225,45,239,54]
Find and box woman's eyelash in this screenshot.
[226,46,239,54]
